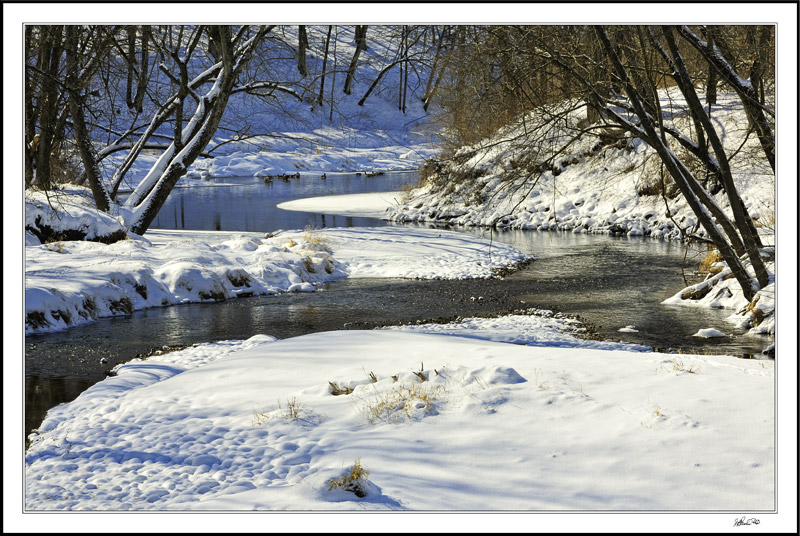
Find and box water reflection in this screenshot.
[148,172,416,233]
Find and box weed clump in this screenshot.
[699,248,724,275]
[327,458,370,498]
[252,397,321,426]
[360,382,445,425]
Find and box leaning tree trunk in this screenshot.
[596,26,760,301]
[127,25,270,235]
[662,26,770,290]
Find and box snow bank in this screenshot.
[25,327,774,511]
[387,91,774,245]
[25,187,127,243]
[25,227,529,334]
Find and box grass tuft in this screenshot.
[359,382,445,425]
[329,381,354,396]
[328,458,370,498]
[253,397,321,426]
[699,248,724,275]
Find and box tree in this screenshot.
[590,25,766,300]
[297,25,308,77]
[343,25,367,95]
[57,24,272,235]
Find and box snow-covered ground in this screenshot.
[24,313,774,512]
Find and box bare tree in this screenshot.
[343,25,367,95]
[61,25,272,235]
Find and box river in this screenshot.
[24,172,773,440]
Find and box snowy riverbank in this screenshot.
[25,314,774,512]
[387,92,774,243]
[24,216,529,334]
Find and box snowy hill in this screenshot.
[388,90,774,243]
[103,25,442,191]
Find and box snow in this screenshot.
[24,226,529,334]
[25,317,774,512]
[277,190,407,218]
[693,328,726,338]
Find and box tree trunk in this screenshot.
[343,25,367,95]
[318,25,332,106]
[65,26,113,212]
[297,25,308,77]
[34,25,64,190]
[24,25,40,187]
[133,25,150,114]
[596,26,759,301]
[400,26,408,113]
[126,26,136,109]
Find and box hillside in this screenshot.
[101,25,441,191]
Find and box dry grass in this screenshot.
[699,248,724,275]
[327,458,370,498]
[329,381,354,396]
[44,241,66,253]
[359,382,445,425]
[672,359,700,374]
[252,397,321,426]
[303,225,330,250]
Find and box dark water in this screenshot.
[25,173,773,440]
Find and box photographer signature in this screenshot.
[733,516,760,527]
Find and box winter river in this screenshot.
[25,172,774,440]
